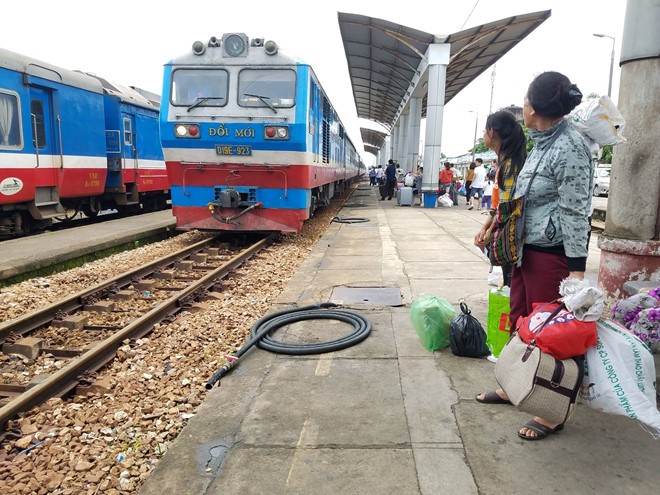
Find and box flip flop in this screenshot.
[475,390,511,404]
[518,420,564,441]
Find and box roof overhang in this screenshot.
[338,10,551,131]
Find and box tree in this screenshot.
[600,145,613,164]
[469,138,489,154]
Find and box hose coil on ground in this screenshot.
[205,303,371,388]
[254,303,372,354]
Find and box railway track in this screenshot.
[0,233,272,431]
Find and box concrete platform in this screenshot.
[0,210,176,281]
[138,185,659,495]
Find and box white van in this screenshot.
[593,167,611,196]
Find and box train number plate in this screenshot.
[215,145,252,156]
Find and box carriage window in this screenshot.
[30,99,46,149]
[238,69,296,108]
[0,92,22,148]
[171,69,228,107]
[123,118,132,146]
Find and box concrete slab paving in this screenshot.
[206,448,421,495]
[141,182,660,495]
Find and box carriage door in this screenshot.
[122,113,137,182]
[28,87,58,178]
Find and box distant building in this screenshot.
[503,104,523,122]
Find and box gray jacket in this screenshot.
[514,120,593,259]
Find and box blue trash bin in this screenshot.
[423,193,438,208]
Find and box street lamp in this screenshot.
[468,110,478,162]
[593,33,615,97]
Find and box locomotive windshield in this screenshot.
[238,69,296,109]
[171,69,228,107]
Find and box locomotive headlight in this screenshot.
[175,124,200,138]
[264,126,289,140]
[223,34,247,57]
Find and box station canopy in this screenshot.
[338,10,551,133]
[360,127,387,156]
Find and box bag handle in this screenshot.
[459,302,471,315]
[528,300,566,345]
[514,125,565,198]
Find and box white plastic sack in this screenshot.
[437,195,453,208]
[559,278,605,322]
[488,266,503,287]
[568,95,626,146]
[580,319,660,438]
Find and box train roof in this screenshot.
[166,35,299,67]
[83,73,160,110]
[0,47,103,94]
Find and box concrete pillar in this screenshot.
[422,44,451,207]
[598,0,660,298]
[384,135,392,164]
[391,124,399,166]
[409,97,422,172]
[398,113,409,168]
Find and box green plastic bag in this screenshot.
[410,296,456,351]
[487,288,511,357]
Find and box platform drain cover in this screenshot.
[331,287,401,306]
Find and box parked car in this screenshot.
[593,167,611,196]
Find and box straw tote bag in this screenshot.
[495,332,584,424]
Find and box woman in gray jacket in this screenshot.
[476,71,593,440]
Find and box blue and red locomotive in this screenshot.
[160,34,364,233]
[0,48,169,235]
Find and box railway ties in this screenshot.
[0,234,273,431]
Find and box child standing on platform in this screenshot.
[481,178,493,212]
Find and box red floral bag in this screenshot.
[517,301,597,360]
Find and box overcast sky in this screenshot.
[1,0,626,161]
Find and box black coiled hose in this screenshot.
[205,303,371,389]
[331,216,370,224]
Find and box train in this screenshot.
[0,48,170,236]
[159,33,365,233]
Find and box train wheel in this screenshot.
[308,196,317,218]
[55,208,80,222]
[81,199,101,218]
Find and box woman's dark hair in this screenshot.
[485,109,527,191]
[469,162,476,170]
[527,71,583,117]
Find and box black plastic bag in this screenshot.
[449,302,490,358]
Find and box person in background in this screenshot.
[465,162,476,205]
[369,166,377,186]
[383,159,397,200]
[475,71,593,441]
[481,176,493,212]
[449,163,460,205]
[468,158,486,210]
[438,162,453,197]
[375,164,384,185]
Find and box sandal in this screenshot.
[475,390,511,404]
[517,419,564,441]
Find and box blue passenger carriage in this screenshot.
[0,48,168,235]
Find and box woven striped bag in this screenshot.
[486,196,525,266]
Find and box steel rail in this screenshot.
[0,235,272,430]
[0,235,220,342]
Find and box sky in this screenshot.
[1,0,627,162]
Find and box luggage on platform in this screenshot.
[397,187,413,206]
[379,183,389,199]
